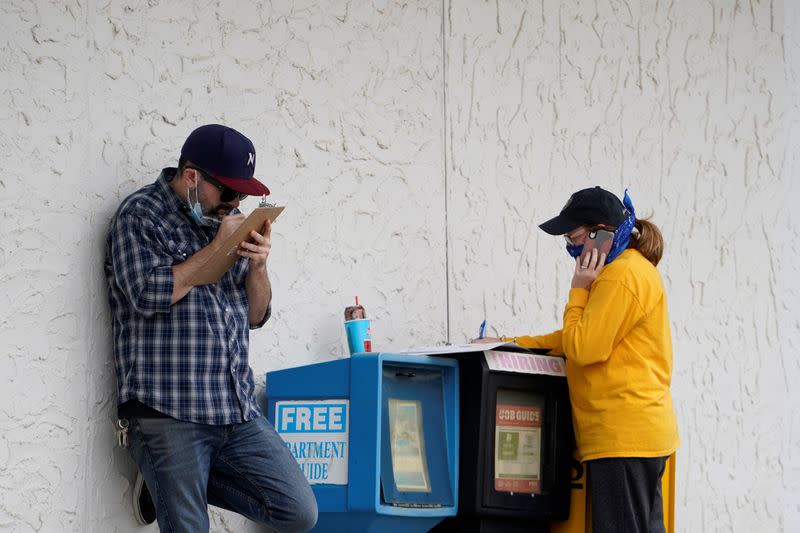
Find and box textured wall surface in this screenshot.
[0,0,796,532]
[782,2,800,531]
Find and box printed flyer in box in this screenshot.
[494,403,543,494]
[388,399,431,492]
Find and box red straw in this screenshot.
[355,296,359,305]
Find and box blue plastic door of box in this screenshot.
[379,365,454,507]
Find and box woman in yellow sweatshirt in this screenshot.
[481,186,679,533]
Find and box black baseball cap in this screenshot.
[181,124,270,196]
[539,186,627,235]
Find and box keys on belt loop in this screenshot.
[115,418,130,449]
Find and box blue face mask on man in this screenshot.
[187,184,219,227]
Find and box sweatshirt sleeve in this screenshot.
[561,281,645,367]
[503,330,564,356]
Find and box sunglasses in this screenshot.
[564,225,616,246]
[188,167,248,202]
[564,227,589,246]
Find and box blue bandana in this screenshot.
[564,189,636,263]
[605,189,636,263]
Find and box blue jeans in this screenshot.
[127,415,317,533]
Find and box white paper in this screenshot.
[395,341,516,355]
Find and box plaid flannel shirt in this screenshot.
[105,168,269,425]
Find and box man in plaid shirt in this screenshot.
[105,124,317,532]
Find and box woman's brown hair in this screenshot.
[627,217,664,266]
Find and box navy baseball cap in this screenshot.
[539,186,627,235]
[181,124,270,196]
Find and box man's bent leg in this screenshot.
[207,417,318,533]
[128,417,222,533]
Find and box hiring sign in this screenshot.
[485,350,566,377]
[275,400,350,485]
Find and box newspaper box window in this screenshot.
[494,389,544,495]
[380,366,454,507]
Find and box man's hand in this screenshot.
[238,219,272,269]
[243,219,272,327]
[213,213,246,244]
[571,248,606,290]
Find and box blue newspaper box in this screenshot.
[266,353,459,533]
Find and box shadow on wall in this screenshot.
[89,219,142,528]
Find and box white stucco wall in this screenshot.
[782,2,800,531]
[0,1,796,532]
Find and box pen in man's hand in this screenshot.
[478,320,487,340]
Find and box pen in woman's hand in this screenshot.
[478,320,486,340]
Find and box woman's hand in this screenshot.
[471,336,502,344]
[571,248,606,290]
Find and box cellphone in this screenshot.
[581,228,614,261]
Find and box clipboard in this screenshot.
[188,206,285,286]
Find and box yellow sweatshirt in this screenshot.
[506,249,679,462]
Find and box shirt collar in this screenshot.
[156,167,191,214]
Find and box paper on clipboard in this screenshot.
[187,206,285,286]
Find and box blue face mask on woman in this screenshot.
[566,243,584,258]
[564,189,636,264]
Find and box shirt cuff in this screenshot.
[250,302,271,330]
[134,265,175,316]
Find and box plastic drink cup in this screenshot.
[344,319,371,355]
[344,305,365,320]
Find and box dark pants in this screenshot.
[128,415,318,533]
[587,456,668,533]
